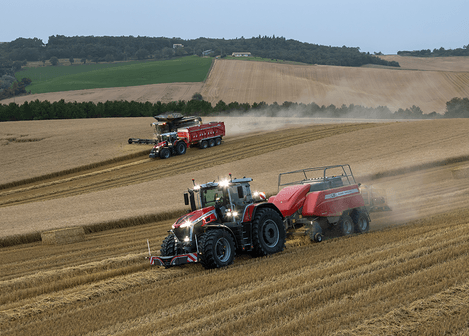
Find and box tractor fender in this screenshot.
[202,224,238,248]
[247,202,284,223]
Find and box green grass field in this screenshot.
[16,56,213,94]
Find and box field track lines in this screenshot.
[0,123,380,207]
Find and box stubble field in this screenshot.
[1,117,469,335]
[1,55,469,335]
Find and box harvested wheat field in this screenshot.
[4,56,469,115]
[1,116,469,335]
[201,58,469,114]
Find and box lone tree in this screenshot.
[50,56,59,66]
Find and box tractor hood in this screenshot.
[172,206,217,229]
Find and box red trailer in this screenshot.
[149,121,225,159]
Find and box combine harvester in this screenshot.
[128,113,225,159]
[146,164,390,269]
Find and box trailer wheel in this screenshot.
[215,137,222,146]
[128,138,133,144]
[251,208,286,257]
[199,229,235,269]
[354,212,370,233]
[159,148,171,159]
[175,141,187,155]
[160,233,177,256]
[337,214,354,236]
[199,140,208,149]
[209,139,215,147]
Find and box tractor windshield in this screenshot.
[201,187,228,208]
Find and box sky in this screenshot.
[2,0,468,55]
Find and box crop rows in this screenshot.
[0,122,380,208]
[1,207,468,335]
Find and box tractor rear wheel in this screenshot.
[251,208,286,257]
[175,141,187,155]
[337,214,354,236]
[159,148,171,159]
[199,229,235,269]
[160,233,177,256]
[354,212,370,233]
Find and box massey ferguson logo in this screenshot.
[325,188,359,200]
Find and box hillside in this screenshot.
[3,56,469,114]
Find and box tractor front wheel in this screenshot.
[159,148,171,159]
[160,233,177,256]
[199,229,235,269]
[251,208,286,257]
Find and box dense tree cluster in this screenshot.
[397,44,469,57]
[0,35,399,68]
[2,97,468,122]
[0,77,31,100]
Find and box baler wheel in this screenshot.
[354,212,370,233]
[199,229,235,269]
[337,215,354,236]
[160,233,177,256]
[251,208,286,257]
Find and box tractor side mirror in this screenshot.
[237,186,244,199]
[184,193,189,205]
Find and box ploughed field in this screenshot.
[1,117,469,335]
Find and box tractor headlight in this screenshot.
[219,179,230,187]
[180,220,192,228]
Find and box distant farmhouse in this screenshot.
[232,52,251,57]
[172,44,184,49]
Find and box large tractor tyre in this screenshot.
[159,148,171,159]
[208,139,216,147]
[251,208,286,257]
[160,233,177,256]
[337,214,354,236]
[215,137,222,146]
[175,141,187,155]
[353,212,370,233]
[199,229,235,269]
[199,140,208,149]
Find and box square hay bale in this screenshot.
[451,165,469,179]
[41,226,85,245]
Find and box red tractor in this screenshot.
[147,165,371,269]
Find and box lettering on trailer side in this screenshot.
[324,188,359,200]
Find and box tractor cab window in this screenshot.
[158,132,176,143]
[202,187,227,208]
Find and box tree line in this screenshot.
[397,44,469,57]
[1,97,468,122]
[0,35,399,75]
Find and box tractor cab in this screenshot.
[157,132,178,144]
[184,177,254,222]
